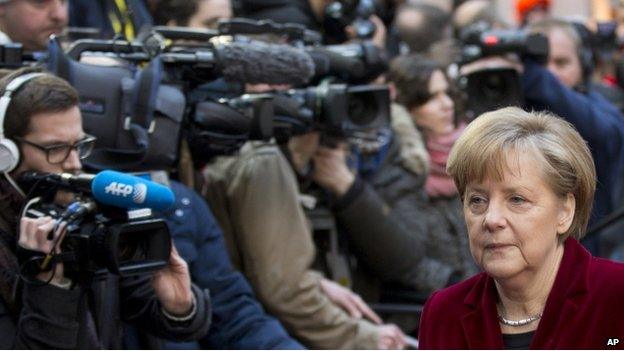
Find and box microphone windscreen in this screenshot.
[307,47,366,80]
[216,41,315,85]
[91,170,175,211]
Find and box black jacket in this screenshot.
[332,136,477,299]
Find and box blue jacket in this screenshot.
[522,61,624,250]
[162,181,303,349]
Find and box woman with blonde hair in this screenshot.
[418,107,624,349]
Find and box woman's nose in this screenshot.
[483,200,507,232]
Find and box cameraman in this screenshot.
[0,0,67,51]
[202,138,406,349]
[0,68,210,348]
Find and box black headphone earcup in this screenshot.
[581,48,594,82]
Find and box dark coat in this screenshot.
[418,238,624,349]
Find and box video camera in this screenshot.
[282,83,390,138]
[36,17,388,167]
[0,43,47,68]
[457,22,549,119]
[17,171,173,281]
[324,0,378,43]
[459,22,549,64]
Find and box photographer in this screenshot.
[312,55,478,303]
[0,0,67,51]
[0,68,210,348]
[202,137,406,349]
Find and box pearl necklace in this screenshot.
[498,313,542,327]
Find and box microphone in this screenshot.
[90,170,175,211]
[214,41,315,85]
[51,173,96,192]
[24,171,175,211]
[306,47,366,81]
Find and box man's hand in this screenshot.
[377,324,407,350]
[153,244,194,316]
[319,278,381,324]
[288,132,320,174]
[369,15,387,50]
[345,14,387,49]
[19,216,66,285]
[313,144,355,197]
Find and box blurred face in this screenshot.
[187,0,232,29]
[523,8,549,26]
[14,106,84,175]
[409,70,455,136]
[546,28,583,89]
[463,149,574,281]
[0,0,68,51]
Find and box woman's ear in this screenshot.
[557,193,575,235]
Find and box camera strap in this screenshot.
[16,246,76,281]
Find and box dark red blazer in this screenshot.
[418,238,624,349]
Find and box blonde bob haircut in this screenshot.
[447,107,596,240]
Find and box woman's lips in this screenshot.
[485,243,514,250]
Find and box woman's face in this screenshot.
[409,70,455,135]
[463,149,575,280]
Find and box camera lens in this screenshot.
[348,93,378,126]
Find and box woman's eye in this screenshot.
[468,196,486,205]
[510,195,526,204]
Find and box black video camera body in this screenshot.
[459,22,549,64]
[457,23,549,119]
[19,174,171,281]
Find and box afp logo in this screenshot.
[104,182,147,205]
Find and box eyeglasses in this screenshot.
[15,134,97,165]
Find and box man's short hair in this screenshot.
[528,18,583,53]
[388,54,441,109]
[0,67,79,139]
[395,3,451,53]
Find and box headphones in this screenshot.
[0,72,46,173]
[569,21,595,90]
